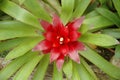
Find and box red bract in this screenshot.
[33,15,85,71]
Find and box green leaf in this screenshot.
[24,0,51,22]
[33,55,49,80]
[81,57,98,80]
[101,29,120,39]
[0,30,39,40]
[98,0,107,4]
[53,63,63,80]
[79,24,89,34]
[0,38,28,52]
[72,62,81,80]
[115,45,120,58]
[19,0,25,5]
[0,1,41,29]
[43,0,61,15]
[63,60,72,79]
[0,21,38,30]
[61,0,74,25]
[74,0,81,9]
[0,51,38,80]
[86,11,99,18]
[96,8,120,27]
[83,16,113,31]
[0,0,5,6]
[0,21,40,40]
[79,33,119,47]
[13,54,43,80]
[5,37,43,60]
[112,0,120,16]
[39,0,56,16]
[80,45,120,79]
[84,1,98,14]
[72,0,91,18]
[73,62,93,80]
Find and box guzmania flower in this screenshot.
[33,15,85,71]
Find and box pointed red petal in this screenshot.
[44,31,57,42]
[50,48,60,63]
[68,51,80,64]
[32,40,52,51]
[69,31,81,41]
[67,16,85,31]
[53,14,62,27]
[71,41,86,51]
[56,55,64,71]
[68,46,80,63]
[40,20,52,31]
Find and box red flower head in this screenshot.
[33,15,85,71]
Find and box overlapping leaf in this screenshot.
[0,1,41,29]
[79,33,118,47]
[53,63,63,80]
[0,51,38,80]
[72,0,91,18]
[63,60,72,79]
[81,57,98,80]
[84,16,113,31]
[0,38,28,52]
[115,45,120,58]
[101,29,120,39]
[13,54,43,80]
[61,0,74,25]
[33,55,49,80]
[43,0,61,15]
[80,45,120,79]
[5,37,43,60]
[96,8,120,28]
[24,0,51,22]
[112,0,120,16]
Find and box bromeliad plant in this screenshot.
[33,15,86,71]
[0,0,120,80]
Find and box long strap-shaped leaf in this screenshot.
[96,8,120,28]
[0,21,40,40]
[80,45,120,79]
[101,29,120,39]
[115,45,120,58]
[81,57,98,80]
[86,11,99,18]
[83,16,113,31]
[13,54,43,80]
[0,21,38,30]
[73,61,94,80]
[61,0,74,25]
[63,60,72,79]
[19,0,25,5]
[0,38,28,52]
[33,55,49,80]
[43,0,61,15]
[79,33,119,47]
[72,0,91,18]
[72,62,81,80]
[112,0,120,17]
[53,63,63,80]
[5,37,43,60]
[0,1,41,29]
[0,51,38,80]
[24,0,51,22]
[0,29,39,40]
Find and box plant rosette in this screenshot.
[0,0,120,80]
